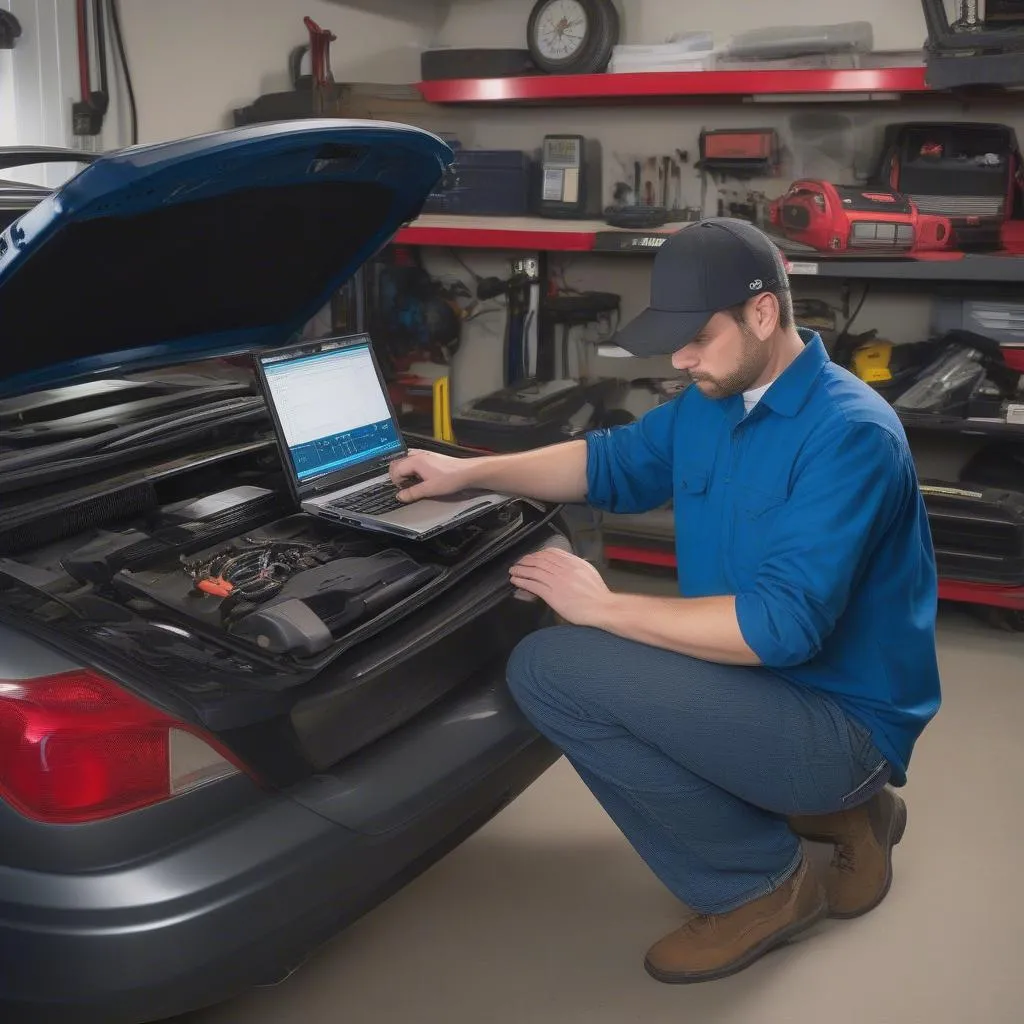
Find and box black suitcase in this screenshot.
[920,480,1024,584]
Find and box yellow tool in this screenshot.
[432,375,455,443]
[853,342,893,384]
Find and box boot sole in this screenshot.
[800,795,908,920]
[643,897,829,985]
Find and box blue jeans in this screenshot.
[506,625,890,915]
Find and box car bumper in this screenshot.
[0,663,558,1024]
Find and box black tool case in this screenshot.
[453,378,620,453]
[920,481,1024,584]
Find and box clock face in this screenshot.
[533,0,589,62]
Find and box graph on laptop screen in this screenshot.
[262,341,402,483]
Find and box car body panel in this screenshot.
[0,662,557,1024]
[0,122,452,398]
[0,122,562,1024]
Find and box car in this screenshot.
[0,146,96,232]
[768,178,954,254]
[0,122,568,1023]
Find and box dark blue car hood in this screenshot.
[0,121,452,398]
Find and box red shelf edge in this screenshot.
[394,223,597,251]
[603,544,1024,610]
[416,66,931,104]
[937,579,1024,611]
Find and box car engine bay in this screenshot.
[0,478,533,663]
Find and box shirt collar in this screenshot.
[758,329,829,418]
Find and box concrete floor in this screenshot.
[182,575,1024,1024]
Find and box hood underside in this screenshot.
[0,121,452,398]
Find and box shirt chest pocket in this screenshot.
[675,465,709,508]
[729,484,789,575]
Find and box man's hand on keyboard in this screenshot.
[388,450,477,503]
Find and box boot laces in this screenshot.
[831,843,857,873]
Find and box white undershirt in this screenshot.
[742,381,773,415]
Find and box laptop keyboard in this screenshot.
[329,480,404,516]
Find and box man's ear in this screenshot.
[751,293,779,340]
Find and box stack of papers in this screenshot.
[608,34,715,74]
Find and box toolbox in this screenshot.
[921,481,1024,585]
[423,148,532,216]
[871,122,1022,249]
[452,378,620,453]
[698,129,780,175]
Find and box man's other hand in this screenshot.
[510,547,613,626]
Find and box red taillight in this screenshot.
[0,670,243,824]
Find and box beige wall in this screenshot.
[117,0,444,143]
[436,0,932,52]
[106,0,1020,446]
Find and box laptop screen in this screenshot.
[260,338,403,485]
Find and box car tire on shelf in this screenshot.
[526,0,620,76]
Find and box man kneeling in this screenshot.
[389,219,940,984]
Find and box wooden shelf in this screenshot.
[416,66,931,105]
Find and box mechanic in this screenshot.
[388,217,941,985]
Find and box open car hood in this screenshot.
[0,121,452,398]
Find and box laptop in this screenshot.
[255,334,508,540]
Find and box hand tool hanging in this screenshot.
[303,16,337,114]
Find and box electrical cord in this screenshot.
[840,284,871,340]
[448,248,483,282]
[184,539,322,617]
[832,284,873,369]
[76,0,91,103]
[107,0,138,144]
[93,0,109,105]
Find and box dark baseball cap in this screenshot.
[613,218,790,357]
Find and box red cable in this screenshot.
[76,0,91,103]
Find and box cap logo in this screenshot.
[749,279,763,290]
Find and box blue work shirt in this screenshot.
[585,331,940,784]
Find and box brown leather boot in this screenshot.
[644,858,827,984]
[789,788,908,919]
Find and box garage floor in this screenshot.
[182,570,1024,1024]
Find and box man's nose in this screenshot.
[671,346,696,371]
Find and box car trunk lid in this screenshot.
[0,121,452,398]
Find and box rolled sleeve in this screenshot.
[736,422,913,668]
[584,399,679,514]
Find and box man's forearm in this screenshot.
[466,440,589,503]
[590,593,761,665]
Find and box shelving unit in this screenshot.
[601,542,1024,612]
[393,214,667,252]
[416,65,933,105]
[898,412,1024,441]
[396,214,1024,283]
[401,68,1024,617]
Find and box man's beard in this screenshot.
[689,323,769,398]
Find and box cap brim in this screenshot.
[611,306,713,358]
